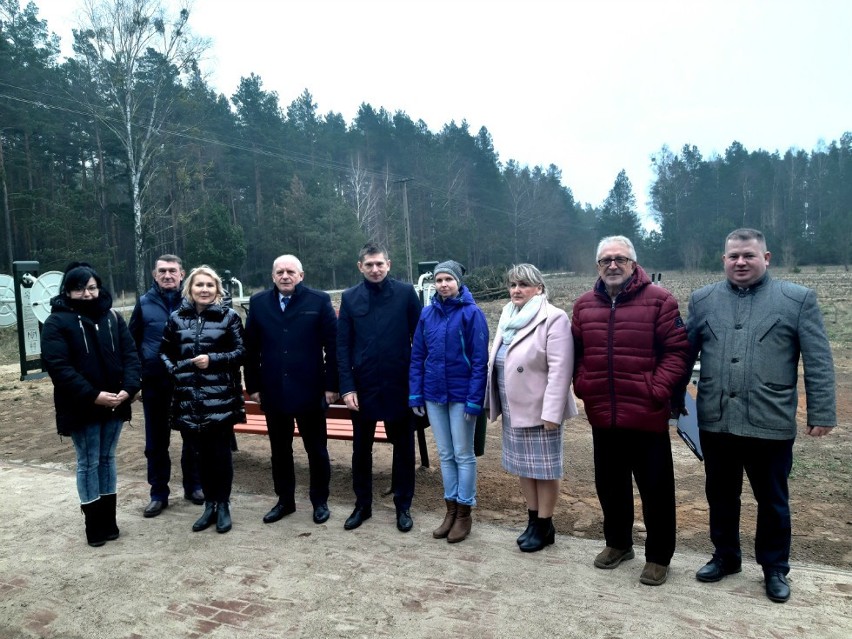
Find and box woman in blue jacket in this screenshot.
[409,261,489,543]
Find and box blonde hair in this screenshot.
[505,263,547,296]
[183,265,224,305]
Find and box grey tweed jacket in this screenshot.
[686,273,836,440]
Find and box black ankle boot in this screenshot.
[192,502,217,532]
[516,509,538,546]
[81,501,106,547]
[101,494,119,541]
[519,516,555,553]
[216,501,232,534]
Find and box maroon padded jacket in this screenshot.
[571,265,690,433]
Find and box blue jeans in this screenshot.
[70,418,123,504]
[426,401,477,506]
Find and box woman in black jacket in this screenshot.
[160,265,245,534]
[41,263,141,547]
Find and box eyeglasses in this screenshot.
[75,285,99,293]
[596,256,633,268]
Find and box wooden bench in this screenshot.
[234,392,431,467]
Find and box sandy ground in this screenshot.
[1,460,851,639]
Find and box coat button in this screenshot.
[517,366,524,373]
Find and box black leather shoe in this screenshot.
[312,503,330,524]
[396,509,413,533]
[696,558,742,583]
[184,489,205,505]
[263,501,295,524]
[216,501,232,534]
[344,506,372,530]
[765,571,790,603]
[192,502,217,532]
[143,499,167,518]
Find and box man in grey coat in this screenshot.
[685,228,836,604]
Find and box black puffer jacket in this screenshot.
[41,292,141,436]
[160,299,246,432]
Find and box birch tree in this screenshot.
[73,0,207,293]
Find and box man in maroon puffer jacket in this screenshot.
[572,235,690,586]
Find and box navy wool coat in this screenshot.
[243,283,338,415]
[337,277,422,422]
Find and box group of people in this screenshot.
[41,228,836,605]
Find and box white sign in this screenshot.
[20,286,41,357]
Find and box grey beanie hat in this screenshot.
[433,260,465,286]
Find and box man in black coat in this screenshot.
[244,255,339,525]
[337,242,422,532]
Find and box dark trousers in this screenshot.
[351,411,415,511]
[142,378,201,500]
[592,427,676,565]
[700,430,794,575]
[266,408,331,508]
[185,427,233,503]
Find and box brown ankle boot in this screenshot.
[433,500,457,539]
[447,504,472,543]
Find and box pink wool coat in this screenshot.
[486,301,578,428]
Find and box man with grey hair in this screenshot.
[572,235,690,586]
[244,254,339,526]
[685,228,836,603]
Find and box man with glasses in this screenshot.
[572,235,690,586]
[129,254,203,517]
[684,228,835,603]
[337,242,422,533]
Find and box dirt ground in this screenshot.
[2,342,850,570]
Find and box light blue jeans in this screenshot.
[426,401,477,506]
[70,419,123,504]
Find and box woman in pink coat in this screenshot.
[486,264,577,552]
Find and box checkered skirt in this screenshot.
[496,343,564,480]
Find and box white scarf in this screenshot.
[498,294,544,345]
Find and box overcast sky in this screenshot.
[30,0,852,226]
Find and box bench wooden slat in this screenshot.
[235,403,388,441]
[235,390,426,466]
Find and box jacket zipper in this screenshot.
[608,297,617,427]
[78,317,90,353]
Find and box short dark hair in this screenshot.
[155,254,182,266]
[725,228,767,252]
[358,242,389,263]
[61,262,102,294]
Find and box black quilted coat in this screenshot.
[159,299,246,432]
[41,292,141,436]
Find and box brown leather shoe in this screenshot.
[594,546,635,569]
[640,562,669,586]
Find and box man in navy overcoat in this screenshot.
[244,254,338,525]
[337,242,422,533]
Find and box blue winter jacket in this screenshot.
[129,283,183,380]
[408,285,489,415]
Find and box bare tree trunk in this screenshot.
[0,139,13,271]
[95,128,116,293]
